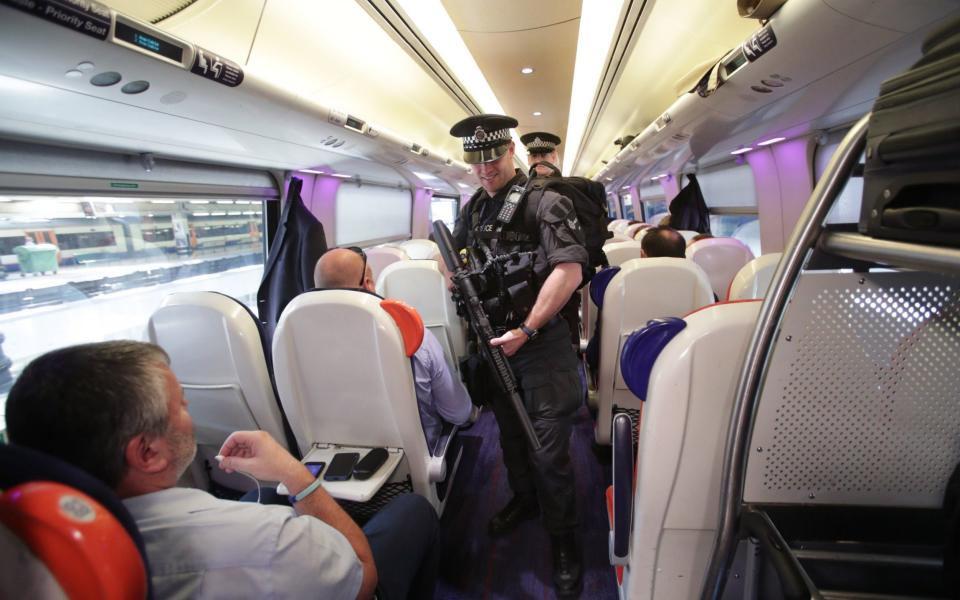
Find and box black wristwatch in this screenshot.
[519,324,538,340]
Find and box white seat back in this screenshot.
[613,220,633,234]
[398,239,440,260]
[603,241,645,267]
[726,252,782,300]
[622,300,761,599]
[623,223,648,239]
[608,219,628,232]
[366,246,408,283]
[376,260,466,369]
[272,290,447,511]
[646,211,670,227]
[686,237,756,299]
[677,229,700,243]
[595,258,714,444]
[148,291,290,490]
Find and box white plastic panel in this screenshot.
[745,271,960,507]
[696,162,756,208]
[335,185,412,245]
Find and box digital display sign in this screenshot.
[114,21,184,63]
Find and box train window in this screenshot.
[430,195,459,231]
[606,193,619,219]
[697,162,759,254]
[335,184,413,246]
[638,182,667,223]
[815,131,865,224]
[0,194,267,431]
[620,192,636,220]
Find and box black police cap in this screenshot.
[520,131,561,155]
[449,114,518,164]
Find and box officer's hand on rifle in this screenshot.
[490,327,529,357]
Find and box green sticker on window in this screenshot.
[110,182,139,189]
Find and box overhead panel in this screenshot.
[577,0,756,177]
[443,0,581,167]
[98,0,200,23]
[152,0,266,63]
[245,0,468,162]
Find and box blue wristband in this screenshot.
[292,478,323,503]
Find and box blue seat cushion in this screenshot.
[589,266,621,309]
[620,317,687,401]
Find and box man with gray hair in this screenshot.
[4,340,439,600]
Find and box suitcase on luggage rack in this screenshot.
[859,16,960,247]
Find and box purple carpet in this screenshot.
[435,403,618,599]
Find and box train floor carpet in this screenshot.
[434,403,617,599]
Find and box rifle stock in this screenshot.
[432,220,542,451]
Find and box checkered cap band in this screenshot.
[526,136,556,151]
[462,127,511,151]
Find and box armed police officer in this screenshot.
[519,131,583,348]
[449,114,586,596]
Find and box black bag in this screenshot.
[859,16,960,247]
[669,174,711,233]
[527,162,613,275]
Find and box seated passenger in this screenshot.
[640,226,687,258]
[314,248,475,449]
[4,341,439,600]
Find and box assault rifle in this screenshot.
[432,220,542,451]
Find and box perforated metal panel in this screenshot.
[744,271,960,507]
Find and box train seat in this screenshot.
[606,232,635,244]
[397,238,440,260]
[272,289,460,515]
[686,237,755,300]
[0,443,152,600]
[646,212,670,227]
[375,259,467,373]
[147,292,298,492]
[608,300,761,599]
[624,222,650,240]
[602,240,645,267]
[676,229,701,244]
[595,257,714,445]
[608,219,628,232]
[726,252,782,300]
[367,246,409,284]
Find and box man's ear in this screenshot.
[640,249,648,258]
[124,433,169,474]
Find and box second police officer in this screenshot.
[449,114,586,597]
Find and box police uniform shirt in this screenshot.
[453,171,588,282]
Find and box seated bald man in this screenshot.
[314,248,475,449]
[640,226,687,258]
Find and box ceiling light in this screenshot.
[393,0,526,163]
[457,183,471,189]
[150,200,175,204]
[564,0,625,174]
[412,171,438,180]
[521,67,535,75]
[757,137,785,146]
[330,173,352,179]
[730,147,753,155]
[299,169,325,175]
[215,200,234,204]
[532,111,542,117]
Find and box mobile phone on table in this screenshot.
[353,448,388,481]
[324,452,360,481]
[305,461,326,478]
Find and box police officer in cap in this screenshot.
[449,114,586,596]
[520,131,562,177]
[519,131,583,348]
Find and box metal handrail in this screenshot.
[700,113,871,600]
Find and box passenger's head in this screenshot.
[688,232,714,247]
[641,226,687,258]
[4,341,195,493]
[450,114,519,195]
[520,131,562,177]
[657,214,672,227]
[314,247,374,292]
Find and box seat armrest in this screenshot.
[609,412,633,566]
[427,422,458,482]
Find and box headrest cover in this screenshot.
[589,266,621,309]
[0,481,148,600]
[620,318,687,401]
[380,299,425,357]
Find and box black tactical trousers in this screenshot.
[490,319,580,535]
